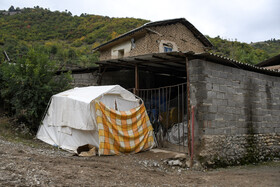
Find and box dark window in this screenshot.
[118,49,124,58]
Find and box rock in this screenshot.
[192,162,203,170]
[206,160,214,165]
[153,162,159,167]
[167,159,182,166]
[185,160,191,168]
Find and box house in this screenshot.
[67,18,280,166]
[95,51,280,166]
[256,54,280,71]
[93,18,213,60]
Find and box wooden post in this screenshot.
[186,57,191,158]
[135,64,139,95]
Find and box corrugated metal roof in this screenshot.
[92,18,213,51]
[96,51,280,77]
[256,54,280,67]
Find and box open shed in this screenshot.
[91,51,280,165]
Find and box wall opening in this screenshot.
[118,49,124,58]
[163,43,173,52]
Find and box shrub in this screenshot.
[0,47,72,132]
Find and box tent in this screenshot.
[36,85,155,155]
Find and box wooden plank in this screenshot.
[186,57,191,161]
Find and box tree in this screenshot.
[68,48,76,59]
[8,5,15,12]
[0,47,72,132]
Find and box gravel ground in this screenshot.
[0,136,280,186]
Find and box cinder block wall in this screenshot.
[71,72,99,87]
[189,59,280,166]
[71,70,135,89]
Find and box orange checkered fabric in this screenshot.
[95,101,155,155]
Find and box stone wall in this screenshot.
[189,59,280,166]
[99,23,206,60]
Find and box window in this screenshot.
[163,43,173,52]
[164,46,172,52]
[118,49,124,58]
[159,40,178,53]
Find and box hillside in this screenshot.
[251,39,280,58]
[0,6,149,67]
[0,6,279,66]
[207,36,280,64]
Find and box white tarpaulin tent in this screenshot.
[36,85,141,153]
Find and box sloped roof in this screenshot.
[256,54,280,67]
[93,18,213,51]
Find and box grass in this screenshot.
[0,115,52,149]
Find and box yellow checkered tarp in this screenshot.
[95,101,155,155]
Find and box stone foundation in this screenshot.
[199,134,280,167]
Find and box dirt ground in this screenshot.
[0,136,279,186]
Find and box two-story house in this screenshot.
[93,18,213,60]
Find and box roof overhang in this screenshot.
[256,54,280,67]
[96,51,280,77]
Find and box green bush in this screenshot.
[0,47,72,132]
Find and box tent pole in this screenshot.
[135,64,139,95]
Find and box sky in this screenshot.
[0,0,279,43]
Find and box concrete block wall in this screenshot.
[71,70,134,88]
[189,59,280,166]
[71,71,99,87]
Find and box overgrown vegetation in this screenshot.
[207,36,278,65]
[0,6,148,68]
[251,39,280,58]
[0,47,72,132]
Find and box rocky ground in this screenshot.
[0,136,280,186]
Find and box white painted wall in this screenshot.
[111,40,132,59]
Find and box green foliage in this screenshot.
[8,6,15,12]
[0,7,149,67]
[0,47,72,132]
[207,36,271,65]
[251,39,280,58]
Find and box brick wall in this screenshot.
[189,59,280,166]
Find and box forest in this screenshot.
[0,6,148,68]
